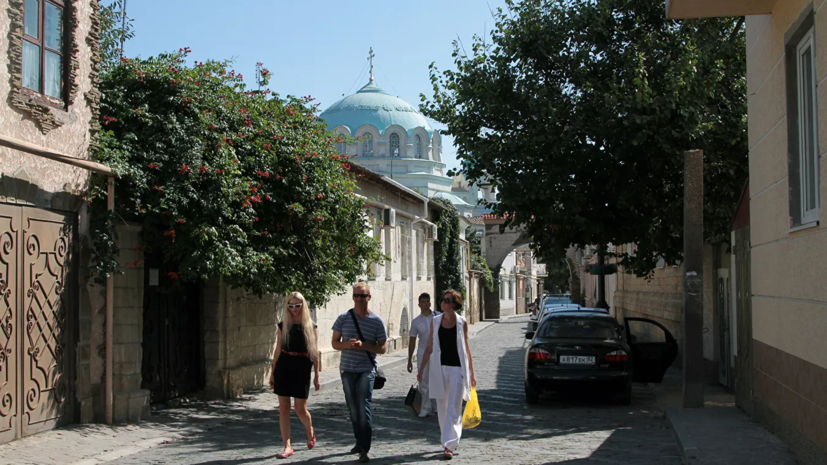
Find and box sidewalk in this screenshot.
[0,318,500,465]
[654,369,797,465]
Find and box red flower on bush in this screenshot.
[148,163,160,169]
[164,230,176,242]
[153,185,163,192]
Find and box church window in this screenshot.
[361,133,374,156]
[415,135,422,159]
[389,133,400,157]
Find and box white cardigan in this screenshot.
[428,313,472,402]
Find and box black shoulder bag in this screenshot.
[349,309,387,390]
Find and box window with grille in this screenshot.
[389,133,400,157]
[415,135,422,159]
[23,0,65,100]
[361,134,374,156]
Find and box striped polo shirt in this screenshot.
[332,309,388,373]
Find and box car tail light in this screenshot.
[529,348,554,361]
[604,350,629,362]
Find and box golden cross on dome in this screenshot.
[368,47,375,82]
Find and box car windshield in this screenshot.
[543,298,571,307]
[538,318,619,339]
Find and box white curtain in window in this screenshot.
[44,50,61,98]
[22,41,40,91]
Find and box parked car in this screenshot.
[530,295,572,321]
[531,305,608,331]
[524,311,678,405]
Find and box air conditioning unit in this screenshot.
[381,208,396,229]
[425,224,438,241]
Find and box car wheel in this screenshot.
[525,384,540,405]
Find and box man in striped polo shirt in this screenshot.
[332,282,388,463]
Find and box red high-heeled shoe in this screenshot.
[277,448,294,459]
[307,431,316,450]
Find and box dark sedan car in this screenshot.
[524,311,678,405]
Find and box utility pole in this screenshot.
[683,149,705,408]
[595,244,609,310]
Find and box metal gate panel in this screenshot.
[20,207,74,436]
[0,205,20,444]
[735,226,753,413]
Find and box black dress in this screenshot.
[273,322,316,399]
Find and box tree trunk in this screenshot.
[595,245,609,310]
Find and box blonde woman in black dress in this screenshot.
[269,292,320,459]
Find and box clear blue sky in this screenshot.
[123,0,507,173]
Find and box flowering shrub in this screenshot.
[90,50,383,305]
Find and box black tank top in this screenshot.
[439,324,461,367]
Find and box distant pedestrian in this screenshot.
[407,292,439,417]
[332,282,388,463]
[417,289,477,460]
[269,292,320,459]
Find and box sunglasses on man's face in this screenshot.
[353,293,370,299]
[441,298,454,304]
[287,304,302,309]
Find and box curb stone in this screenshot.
[665,407,700,465]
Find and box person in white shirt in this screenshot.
[407,293,439,417]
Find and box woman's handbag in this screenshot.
[462,387,481,429]
[349,310,387,390]
[405,384,422,415]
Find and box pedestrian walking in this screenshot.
[332,282,388,463]
[407,292,439,417]
[269,292,320,459]
[417,289,477,460]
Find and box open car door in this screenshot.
[624,317,679,383]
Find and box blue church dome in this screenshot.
[320,80,432,136]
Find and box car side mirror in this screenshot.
[525,331,535,340]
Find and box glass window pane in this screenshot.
[25,0,39,38]
[801,45,818,213]
[22,41,41,91]
[44,2,62,51]
[44,50,61,98]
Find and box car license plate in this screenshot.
[559,355,595,365]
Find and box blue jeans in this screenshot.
[341,371,375,453]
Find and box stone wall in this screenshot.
[612,244,716,372]
[202,279,284,399]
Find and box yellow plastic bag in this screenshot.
[462,387,481,429]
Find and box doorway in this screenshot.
[0,205,76,444]
[141,256,202,404]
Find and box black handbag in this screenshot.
[405,384,422,415]
[349,310,387,390]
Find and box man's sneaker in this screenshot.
[351,446,361,454]
[359,452,370,463]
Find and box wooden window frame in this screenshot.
[22,0,68,108]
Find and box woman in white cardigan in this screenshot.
[417,289,477,459]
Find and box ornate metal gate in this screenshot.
[717,270,731,387]
[141,258,201,404]
[0,205,75,444]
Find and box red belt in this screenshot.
[282,350,309,356]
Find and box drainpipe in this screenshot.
[106,177,114,425]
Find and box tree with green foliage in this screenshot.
[99,0,134,71]
[542,258,571,295]
[432,197,465,304]
[90,51,383,305]
[421,0,747,290]
[465,226,495,291]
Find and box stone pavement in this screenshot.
[1,316,682,465]
[654,369,797,465]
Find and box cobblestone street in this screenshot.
[98,316,679,465]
